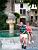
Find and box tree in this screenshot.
[14,12,20,30]
[14,12,20,24]
[23,0,38,12]
[0,0,7,11]
[0,12,9,30]
[0,0,8,30]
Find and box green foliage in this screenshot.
[23,0,38,6]
[0,0,8,30]
[23,0,30,3]
[14,13,20,29]
[0,12,9,30]
[0,0,8,11]
[14,12,20,18]
[14,12,20,23]
[28,0,38,7]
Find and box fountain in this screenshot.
[0,0,16,49]
[6,12,16,33]
[5,0,16,34]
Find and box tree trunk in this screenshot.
[11,0,15,13]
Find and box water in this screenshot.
[0,30,19,37]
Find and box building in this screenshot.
[5,0,30,24]
[5,0,38,25]
[29,4,38,26]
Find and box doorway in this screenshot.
[20,18,26,24]
[31,16,33,22]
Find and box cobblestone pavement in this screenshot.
[0,27,38,50]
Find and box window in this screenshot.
[20,9,22,14]
[20,4,23,8]
[20,9,26,15]
[35,11,37,14]
[31,16,33,22]
[23,9,26,14]
[31,16,33,19]
[35,16,37,21]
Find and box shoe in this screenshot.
[24,46,26,49]
[22,45,24,48]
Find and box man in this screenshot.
[19,22,28,49]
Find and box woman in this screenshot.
[26,22,34,44]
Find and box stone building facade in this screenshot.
[5,0,38,26]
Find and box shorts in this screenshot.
[20,34,28,39]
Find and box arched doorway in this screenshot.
[20,18,26,24]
